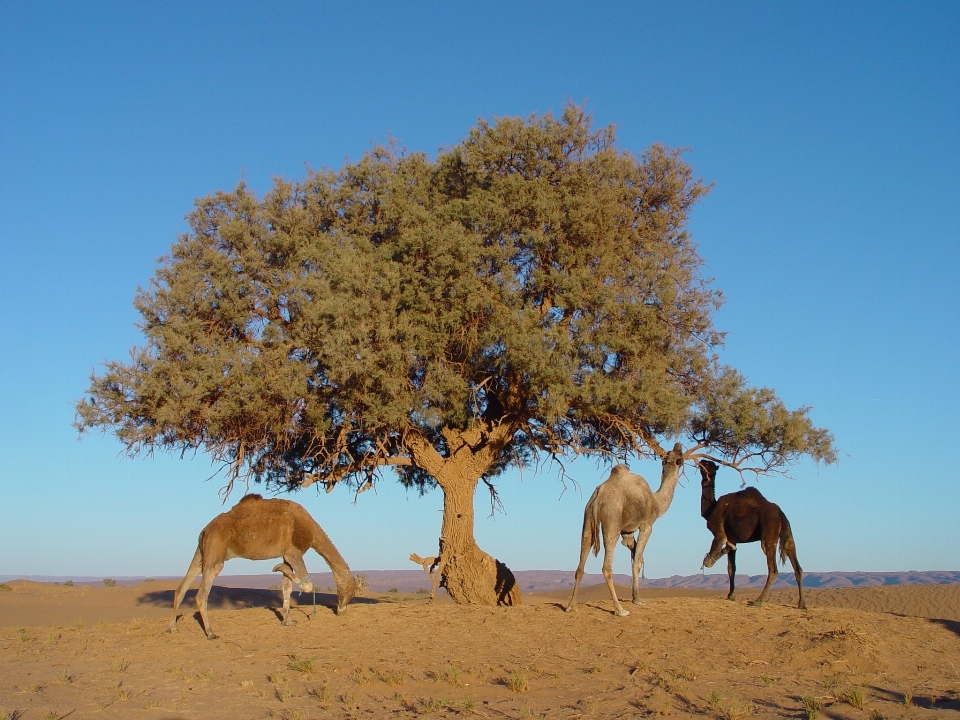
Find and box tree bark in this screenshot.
[405,426,521,606]
[436,476,521,606]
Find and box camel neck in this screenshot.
[700,482,716,518]
[653,465,681,516]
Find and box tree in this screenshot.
[76,105,835,605]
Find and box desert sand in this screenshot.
[1,580,959,719]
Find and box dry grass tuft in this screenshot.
[507,670,528,694]
[287,655,317,673]
[801,695,824,720]
[842,687,865,709]
[308,683,332,702]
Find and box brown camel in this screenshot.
[698,460,806,609]
[169,494,357,639]
[566,443,685,616]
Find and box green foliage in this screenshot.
[77,104,833,493]
[690,366,837,471]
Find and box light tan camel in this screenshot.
[169,494,357,639]
[566,443,685,616]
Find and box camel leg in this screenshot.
[726,548,737,601]
[565,526,594,613]
[786,546,805,610]
[601,525,629,617]
[272,563,299,626]
[283,551,313,593]
[279,573,296,625]
[629,526,652,606]
[749,540,779,607]
[169,547,202,633]
[196,559,225,640]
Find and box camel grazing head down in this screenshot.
[170,494,357,639]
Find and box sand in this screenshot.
[1,580,959,719]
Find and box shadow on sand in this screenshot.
[137,586,382,615]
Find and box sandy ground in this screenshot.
[1,580,958,719]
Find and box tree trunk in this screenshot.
[436,476,521,606]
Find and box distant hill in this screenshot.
[3,570,958,592]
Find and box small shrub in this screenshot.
[707,691,723,710]
[354,574,368,595]
[63,580,73,587]
[507,670,528,694]
[17,630,32,643]
[114,682,129,702]
[111,657,130,673]
[276,687,292,703]
[54,671,73,684]
[420,697,446,713]
[588,664,602,674]
[102,579,116,588]
[287,656,317,674]
[388,587,398,593]
[460,697,476,714]
[843,688,865,710]
[722,698,755,720]
[308,683,332,702]
[801,696,823,720]
[902,691,912,707]
[352,666,370,684]
[377,667,406,686]
[0,583,11,592]
[444,665,463,687]
[416,588,429,594]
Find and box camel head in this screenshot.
[702,540,732,569]
[697,459,718,486]
[663,442,684,470]
[335,575,361,614]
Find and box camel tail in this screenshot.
[778,510,795,567]
[584,488,602,557]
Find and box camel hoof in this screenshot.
[632,598,647,606]
[206,633,218,640]
[726,596,736,602]
[564,605,576,613]
[614,609,630,617]
[282,619,297,626]
[798,602,807,611]
[747,600,763,608]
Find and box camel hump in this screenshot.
[238,494,263,503]
[610,463,631,476]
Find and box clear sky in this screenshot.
[1,2,957,581]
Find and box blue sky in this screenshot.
[1,2,957,581]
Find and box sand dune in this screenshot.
[1,580,958,719]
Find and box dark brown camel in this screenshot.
[698,460,805,609]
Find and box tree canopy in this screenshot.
[77,105,835,604]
